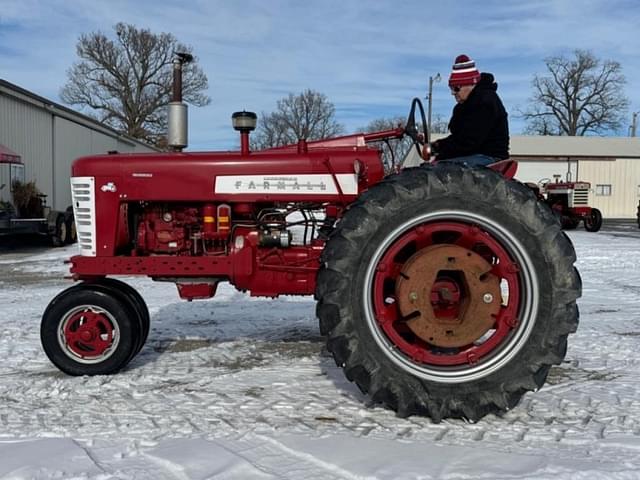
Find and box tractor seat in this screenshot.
[487,159,518,179]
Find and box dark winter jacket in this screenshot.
[434,73,509,160]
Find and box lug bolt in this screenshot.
[483,293,493,304]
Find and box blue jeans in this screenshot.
[438,154,496,167]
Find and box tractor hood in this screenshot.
[71,147,384,203]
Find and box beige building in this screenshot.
[511,136,640,219]
[412,135,640,219]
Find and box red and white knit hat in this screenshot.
[448,54,481,87]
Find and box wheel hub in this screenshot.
[62,310,114,358]
[395,244,501,348]
[79,329,96,342]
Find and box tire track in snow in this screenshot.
[3,232,640,473]
[222,435,362,480]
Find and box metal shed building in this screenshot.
[0,79,157,212]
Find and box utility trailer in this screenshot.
[0,145,75,246]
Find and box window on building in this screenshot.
[595,184,612,196]
[9,164,24,191]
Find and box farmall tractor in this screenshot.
[539,177,603,232]
[41,56,580,422]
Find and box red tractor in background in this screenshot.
[539,176,603,232]
[40,55,580,422]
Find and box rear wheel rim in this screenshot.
[57,305,120,364]
[363,210,539,383]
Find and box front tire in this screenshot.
[584,208,603,232]
[41,286,139,375]
[86,278,150,355]
[316,164,580,421]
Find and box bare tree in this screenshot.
[361,113,449,172]
[522,50,629,135]
[430,113,449,135]
[522,110,562,136]
[61,23,211,145]
[252,90,344,149]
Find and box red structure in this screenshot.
[67,133,392,297]
[40,56,581,422]
[0,143,22,164]
[542,180,603,232]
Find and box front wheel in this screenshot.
[316,164,581,421]
[584,208,603,232]
[86,278,150,355]
[41,286,139,375]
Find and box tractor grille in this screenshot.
[70,177,96,256]
[572,188,590,207]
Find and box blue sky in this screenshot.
[1,0,639,150]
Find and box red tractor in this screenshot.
[41,57,580,422]
[540,178,603,232]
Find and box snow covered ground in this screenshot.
[1,223,640,479]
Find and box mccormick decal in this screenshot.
[214,174,358,195]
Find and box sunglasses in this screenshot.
[450,86,462,93]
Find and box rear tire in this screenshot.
[65,217,77,244]
[41,286,139,375]
[316,164,580,422]
[52,214,67,247]
[584,208,603,232]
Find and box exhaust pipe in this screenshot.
[168,52,193,151]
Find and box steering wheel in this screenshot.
[404,98,429,160]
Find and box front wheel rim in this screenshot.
[57,305,120,364]
[363,210,539,384]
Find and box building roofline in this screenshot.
[510,135,640,159]
[0,79,160,152]
[431,133,640,159]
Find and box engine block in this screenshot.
[135,206,199,254]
